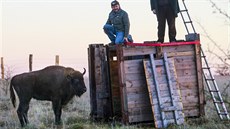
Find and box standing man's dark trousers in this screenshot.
[156,5,176,43]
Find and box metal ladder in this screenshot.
[180,0,229,120]
[201,49,230,120]
[179,0,199,41]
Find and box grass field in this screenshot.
[0,76,230,129]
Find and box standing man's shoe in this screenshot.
[170,38,177,42]
[156,39,164,43]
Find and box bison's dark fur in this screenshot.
[10,65,87,127]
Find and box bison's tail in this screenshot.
[10,80,16,108]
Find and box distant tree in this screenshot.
[202,0,230,75]
[204,0,230,110]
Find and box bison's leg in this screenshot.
[24,103,30,124]
[17,97,31,127]
[52,100,62,125]
[17,102,30,127]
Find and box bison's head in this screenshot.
[66,68,87,97]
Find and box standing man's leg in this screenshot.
[166,6,176,42]
[103,24,116,43]
[157,6,167,43]
[115,32,124,44]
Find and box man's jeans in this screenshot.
[103,24,133,44]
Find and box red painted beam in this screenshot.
[125,40,200,47]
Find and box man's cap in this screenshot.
[111,0,119,6]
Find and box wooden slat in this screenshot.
[117,45,129,123]
[176,69,197,76]
[177,75,197,83]
[162,44,195,53]
[128,107,153,115]
[126,86,148,94]
[178,81,198,90]
[167,51,195,57]
[123,46,157,57]
[128,100,152,109]
[129,114,154,123]
[183,108,200,117]
[124,60,145,74]
[143,57,184,128]
[125,73,146,81]
[127,93,150,102]
[180,88,199,97]
[174,55,195,63]
[126,79,147,88]
[194,44,205,117]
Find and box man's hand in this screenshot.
[152,9,156,14]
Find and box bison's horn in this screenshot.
[82,68,86,75]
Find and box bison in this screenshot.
[10,65,87,127]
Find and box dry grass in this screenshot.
[0,76,230,129]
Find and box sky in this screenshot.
[0,0,229,76]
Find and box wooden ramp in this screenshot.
[143,53,185,128]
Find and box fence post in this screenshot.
[1,57,4,79]
[55,55,59,65]
[29,54,33,72]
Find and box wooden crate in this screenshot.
[116,42,204,123]
[88,41,205,124]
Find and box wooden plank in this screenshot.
[129,114,154,123]
[127,93,150,102]
[126,86,148,94]
[148,54,166,128]
[194,44,205,117]
[176,69,197,76]
[88,45,97,118]
[124,60,145,74]
[178,81,198,90]
[125,73,146,81]
[143,57,185,128]
[162,44,195,53]
[174,61,196,70]
[180,88,198,96]
[181,96,199,105]
[117,45,129,123]
[167,51,195,57]
[128,100,152,109]
[162,54,184,125]
[128,107,153,115]
[174,55,195,63]
[183,108,200,117]
[123,46,157,57]
[177,75,197,83]
[126,79,147,88]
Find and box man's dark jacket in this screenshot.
[150,0,180,17]
[106,9,130,37]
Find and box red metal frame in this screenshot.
[125,40,200,47]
